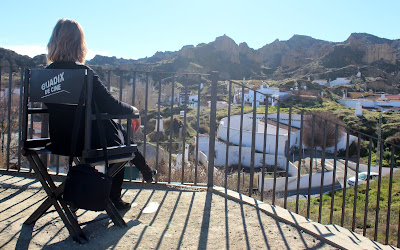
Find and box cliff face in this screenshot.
[258,39,288,67]
[239,42,261,63]
[364,43,396,64]
[212,35,240,64]
[257,35,333,68]
[346,35,397,64]
[179,45,195,59]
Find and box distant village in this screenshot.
[2,68,398,191]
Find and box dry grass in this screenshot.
[284,170,400,246]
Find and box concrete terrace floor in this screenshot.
[0,171,395,250]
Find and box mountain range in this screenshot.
[1,33,400,82]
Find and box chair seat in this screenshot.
[83,144,138,158]
[23,138,51,152]
[83,144,137,166]
[84,153,136,165]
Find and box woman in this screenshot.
[46,18,156,210]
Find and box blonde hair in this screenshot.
[47,18,87,64]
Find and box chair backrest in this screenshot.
[22,68,93,156]
[29,69,86,104]
[22,68,137,164]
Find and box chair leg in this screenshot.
[24,181,66,225]
[25,151,129,242]
[105,161,128,227]
[107,162,127,177]
[25,152,87,243]
[57,198,88,241]
[105,198,127,227]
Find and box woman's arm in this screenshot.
[92,71,135,115]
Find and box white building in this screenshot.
[235,84,290,105]
[188,94,198,103]
[312,79,328,86]
[208,101,228,109]
[330,77,352,87]
[218,114,300,155]
[197,135,296,173]
[313,77,353,87]
[338,99,400,113]
[218,113,357,155]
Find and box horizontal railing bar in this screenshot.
[27,108,48,114]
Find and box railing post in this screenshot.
[143,72,149,160]
[6,69,12,170]
[0,66,2,154]
[18,67,24,171]
[195,75,202,185]
[155,73,162,183]
[181,74,189,184]
[249,89,257,197]
[224,81,232,189]
[207,71,218,189]
[168,75,175,183]
[237,85,245,192]
[107,71,111,91]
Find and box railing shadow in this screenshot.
[224,194,230,250]
[198,191,212,250]
[0,174,365,249]
[177,192,196,250]
[41,219,141,249]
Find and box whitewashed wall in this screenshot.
[258,171,336,192]
[218,114,300,155]
[338,99,400,109]
[198,136,298,176]
[267,113,303,128]
[198,151,208,166]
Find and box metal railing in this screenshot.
[1,65,400,246]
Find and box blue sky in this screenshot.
[1,0,399,60]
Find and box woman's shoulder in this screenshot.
[46,62,102,86]
[46,62,93,71]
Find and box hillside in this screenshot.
[1,33,400,84]
[87,33,400,83]
[0,48,46,67]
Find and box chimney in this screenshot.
[355,102,363,116]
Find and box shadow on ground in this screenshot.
[0,172,337,249]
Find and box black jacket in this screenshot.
[45,62,133,156]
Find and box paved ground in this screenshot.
[0,171,394,249]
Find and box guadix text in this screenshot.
[41,72,65,96]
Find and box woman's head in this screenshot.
[47,18,87,64]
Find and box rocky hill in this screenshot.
[2,33,400,84]
[86,33,400,82]
[0,48,46,68]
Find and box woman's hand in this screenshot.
[131,118,140,132]
[131,106,140,132]
[132,106,140,115]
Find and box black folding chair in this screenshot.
[21,68,138,243]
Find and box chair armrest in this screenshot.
[91,113,140,120]
[22,138,51,149]
[83,144,138,159]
